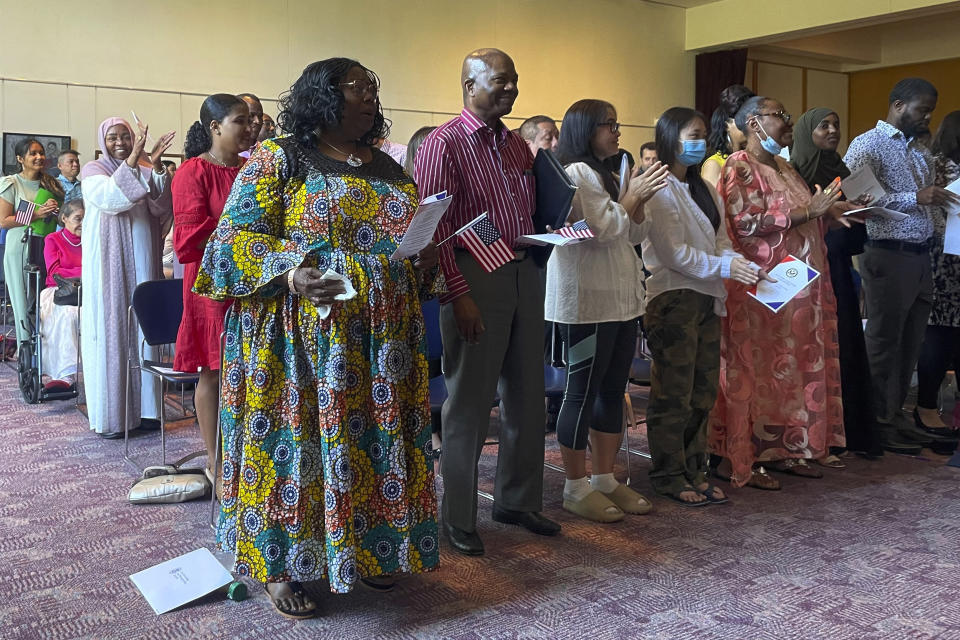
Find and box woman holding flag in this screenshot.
[545,99,668,523]
[0,138,64,353]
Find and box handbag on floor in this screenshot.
[128,451,211,504]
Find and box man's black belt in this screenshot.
[866,239,930,253]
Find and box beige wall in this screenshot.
[745,58,851,149]
[0,0,694,167]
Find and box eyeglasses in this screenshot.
[338,80,379,99]
[756,110,792,124]
[597,120,621,134]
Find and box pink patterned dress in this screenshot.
[709,151,844,486]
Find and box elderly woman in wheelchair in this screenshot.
[39,199,83,392]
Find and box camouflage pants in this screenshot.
[645,289,721,495]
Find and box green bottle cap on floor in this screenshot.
[226,581,247,601]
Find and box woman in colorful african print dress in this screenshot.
[195,58,439,620]
[709,96,853,490]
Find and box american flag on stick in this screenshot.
[15,200,36,226]
[442,212,514,272]
[556,219,595,240]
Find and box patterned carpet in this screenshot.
[0,364,959,640]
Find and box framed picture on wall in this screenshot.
[2,132,73,177]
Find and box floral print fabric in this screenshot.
[195,139,438,592]
[709,151,845,487]
[930,155,960,328]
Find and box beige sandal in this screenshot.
[602,483,653,515]
[563,490,625,523]
[815,454,846,469]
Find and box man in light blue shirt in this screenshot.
[56,150,81,199]
[844,77,960,453]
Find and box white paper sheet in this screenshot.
[516,233,593,247]
[389,192,453,261]
[748,255,820,313]
[315,269,357,319]
[944,209,960,256]
[841,165,887,203]
[945,177,960,214]
[617,153,629,202]
[130,548,233,615]
[843,207,909,221]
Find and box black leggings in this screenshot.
[916,324,960,409]
[556,320,637,450]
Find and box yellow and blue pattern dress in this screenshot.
[194,138,438,592]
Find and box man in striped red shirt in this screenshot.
[415,48,559,556]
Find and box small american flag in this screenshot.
[15,200,36,226]
[556,219,595,240]
[457,213,514,272]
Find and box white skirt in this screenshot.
[39,287,80,381]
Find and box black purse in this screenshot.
[52,274,81,306]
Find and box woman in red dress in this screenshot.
[710,96,857,489]
[173,93,254,481]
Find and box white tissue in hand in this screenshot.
[315,269,357,319]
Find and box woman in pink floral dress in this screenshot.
[710,96,854,489]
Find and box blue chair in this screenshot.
[124,278,202,469]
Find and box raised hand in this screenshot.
[808,184,844,218]
[148,130,176,172]
[127,123,149,169]
[629,161,670,204]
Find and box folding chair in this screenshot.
[124,278,201,469]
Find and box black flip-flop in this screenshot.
[266,582,317,620]
[660,487,709,508]
[701,483,730,504]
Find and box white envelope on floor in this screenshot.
[130,548,233,615]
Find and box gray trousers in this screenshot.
[861,245,933,425]
[440,251,546,532]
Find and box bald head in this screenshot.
[461,48,518,128]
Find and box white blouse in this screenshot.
[544,162,648,324]
[641,172,743,316]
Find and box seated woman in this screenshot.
[39,199,83,391]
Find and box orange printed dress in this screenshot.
[709,150,844,486]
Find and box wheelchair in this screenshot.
[14,227,79,404]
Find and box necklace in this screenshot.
[748,149,783,176]
[207,148,239,167]
[321,139,363,167]
[62,230,81,247]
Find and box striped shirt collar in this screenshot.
[459,108,509,144]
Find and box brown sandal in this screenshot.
[768,459,823,479]
[714,461,781,491]
[744,466,781,490]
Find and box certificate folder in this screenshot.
[530,149,577,266]
[532,149,577,232]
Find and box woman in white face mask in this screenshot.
[708,96,861,491]
[642,106,774,507]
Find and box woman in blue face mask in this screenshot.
[642,107,771,506]
[708,96,859,491]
